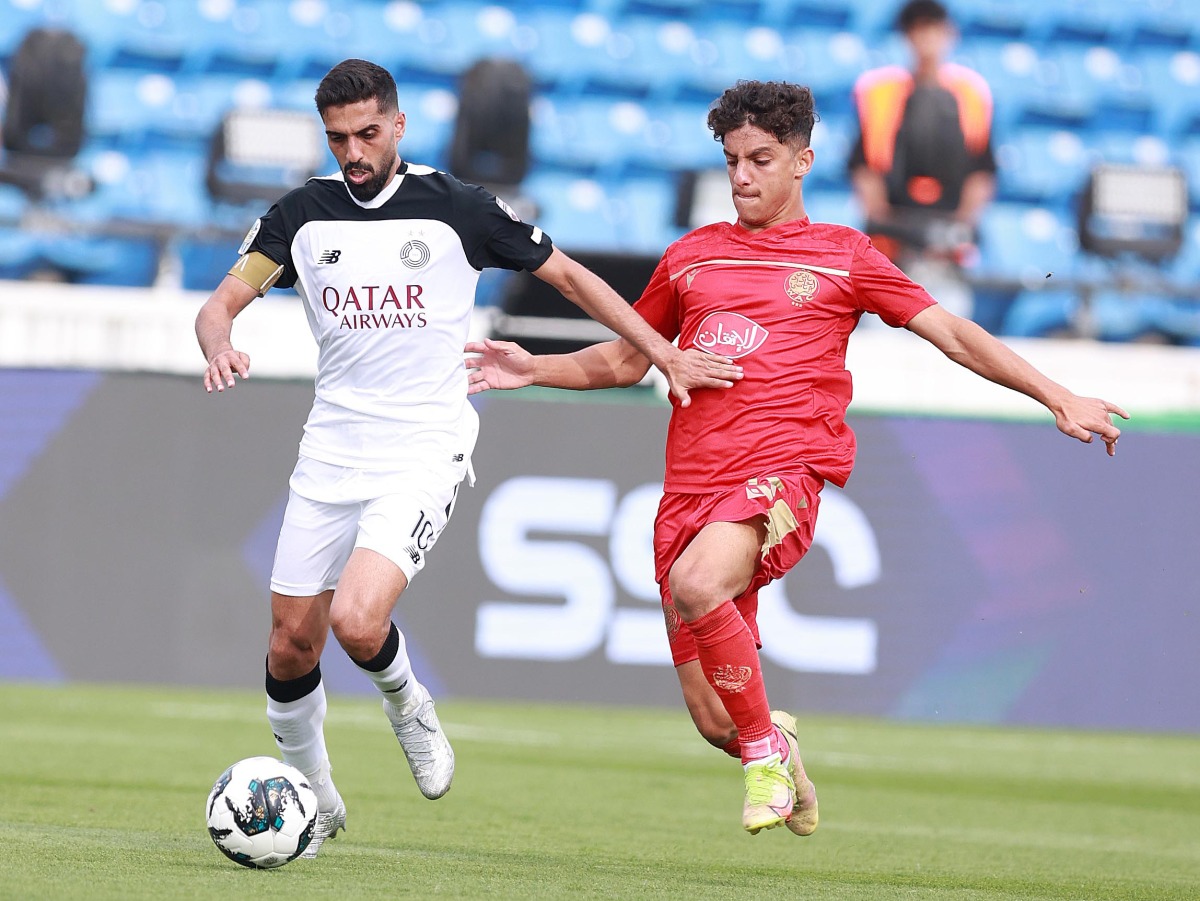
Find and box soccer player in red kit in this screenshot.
[466,80,1127,835]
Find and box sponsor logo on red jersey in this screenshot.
[693,312,769,358]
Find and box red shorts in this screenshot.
[655,471,823,667]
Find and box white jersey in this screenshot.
[243,163,553,470]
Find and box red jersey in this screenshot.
[634,217,935,491]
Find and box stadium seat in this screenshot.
[670,21,788,102]
[779,27,871,118]
[390,2,523,83]
[1136,48,1200,136]
[994,127,1090,205]
[1000,288,1079,338]
[33,233,161,287]
[804,189,860,229]
[978,203,1081,282]
[522,170,622,250]
[194,0,296,78]
[1047,45,1152,133]
[177,237,237,293]
[960,39,1067,132]
[0,226,41,280]
[532,94,651,173]
[573,15,684,98]
[624,99,720,173]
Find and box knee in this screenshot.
[668,561,721,621]
[328,604,386,662]
[267,627,321,678]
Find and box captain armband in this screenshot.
[228,251,285,296]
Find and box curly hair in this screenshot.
[707,81,817,148]
[315,58,399,116]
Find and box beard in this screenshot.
[343,148,397,202]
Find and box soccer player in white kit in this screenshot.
[195,58,733,857]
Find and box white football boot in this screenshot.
[384,682,455,799]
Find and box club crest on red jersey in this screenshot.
[693,312,769,358]
[785,269,819,307]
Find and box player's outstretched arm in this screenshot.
[906,304,1129,455]
[465,336,743,399]
[466,336,650,395]
[530,247,738,407]
[196,275,258,394]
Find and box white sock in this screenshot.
[354,623,417,713]
[266,684,340,810]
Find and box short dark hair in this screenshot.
[315,58,398,116]
[707,80,817,148]
[895,0,950,32]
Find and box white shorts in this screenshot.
[269,455,471,596]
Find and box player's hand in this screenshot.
[203,348,251,393]
[1053,395,1129,456]
[664,348,743,408]
[464,338,536,394]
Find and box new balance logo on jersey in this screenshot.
[318,249,342,264]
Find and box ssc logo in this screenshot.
[785,269,819,307]
[400,240,431,269]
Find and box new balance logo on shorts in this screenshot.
[318,249,342,264]
[404,545,421,565]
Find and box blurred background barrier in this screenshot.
[0,365,1196,732]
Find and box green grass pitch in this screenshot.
[3,682,1198,900]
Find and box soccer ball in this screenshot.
[205,756,318,868]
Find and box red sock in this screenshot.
[687,601,779,764]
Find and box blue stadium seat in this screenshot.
[960,39,1069,132]
[604,174,680,251]
[574,15,684,98]
[524,170,678,255]
[390,2,524,82]
[194,0,296,78]
[532,94,651,173]
[86,69,177,151]
[523,171,622,250]
[978,203,1081,281]
[0,226,41,280]
[806,112,854,192]
[520,7,592,92]
[14,231,160,288]
[0,182,28,222]
[670,21,788,101]
[1001,288,1079,338]
[1046,45,1153,133]
[395,83,458,169]
[1085,291,1171,342]
[177,237,238,293]
[623,99,719,173]
[804,189,860,229]
[1136,48,1200,136]
[780,27,871,118]
[994,127,1090,205]
[68,147,212,230]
